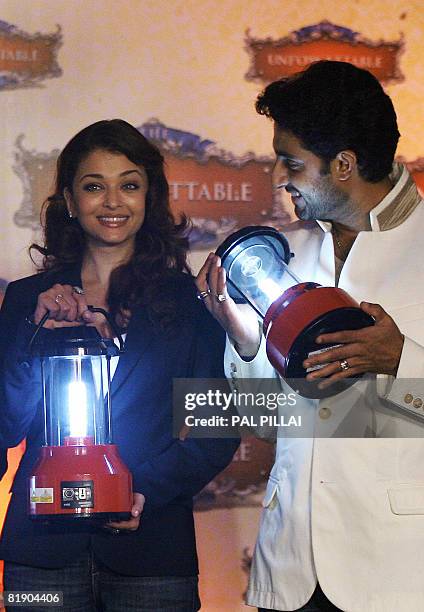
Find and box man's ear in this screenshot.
[63,188,75,218]
[332,150,357,181]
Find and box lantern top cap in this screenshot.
[29,325,120,358]
[215,225,291,265]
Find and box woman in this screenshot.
[0,119,238,611]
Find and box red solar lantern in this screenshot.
[28,310,132,520]
[216,226,374,398]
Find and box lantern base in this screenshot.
[31,511,132,522]
[265,285,374,399]
[284,307,373,398]
[29,443,133,521]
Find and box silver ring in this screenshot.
[54,293,64,304]
[72,286,84,295]
[340,359,350,371]
[215,293,227,303]
[197,290,210,301]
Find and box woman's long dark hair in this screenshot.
[31,119,191,327]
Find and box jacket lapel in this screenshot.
[110,307,157,396]
[42,265,82,292]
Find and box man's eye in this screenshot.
[286,162,302,171]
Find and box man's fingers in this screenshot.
[360,301,385,322]
[306,357,362,381]
[315,330,365,345]
[304,343,361,368]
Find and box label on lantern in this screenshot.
[30,488,54,503]
[61,480,94,509]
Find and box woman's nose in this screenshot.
[103,187,120,208]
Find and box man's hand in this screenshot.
[106,492,145,532]
[195,253,261,357]
[302,302,404,389]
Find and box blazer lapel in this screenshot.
[42,265,82,292]
[110,307,157,396]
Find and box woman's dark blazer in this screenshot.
[0,265,238,575]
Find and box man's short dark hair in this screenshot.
[256,61,400,182]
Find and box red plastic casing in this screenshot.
[263,283,362,376]
[28,442,132,519]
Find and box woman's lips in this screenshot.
[97,216,129,227]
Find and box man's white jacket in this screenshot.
[225,168,424,611]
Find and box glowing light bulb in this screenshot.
[257,277,286,302]
[67,380,88,437]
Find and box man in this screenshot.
[196,61,424,611]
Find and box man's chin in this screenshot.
[294,205,309,220]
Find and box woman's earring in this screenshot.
[68,210,73,219]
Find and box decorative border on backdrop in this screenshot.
[397,157,424,196]
[12,126,424,246]
[194,438,273,510]
[245,20,404,85]
[13,120,291,247]
[139,119,288,245]
[0,19,62,90]
[13,135,60,230]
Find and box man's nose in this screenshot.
[272,158,288,190]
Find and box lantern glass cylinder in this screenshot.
[42,353,111,447]
[216,227,299,317]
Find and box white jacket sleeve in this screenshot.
[377,335,424,419]
[224,332,281,440]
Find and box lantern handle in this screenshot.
[28,311,50,352]
[87,306,125,352]
[27,307,125,353]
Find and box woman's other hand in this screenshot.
[105,492,145,532]
[33,284,89,328]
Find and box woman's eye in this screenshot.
[83,183,102,192]
[122,182,140,191]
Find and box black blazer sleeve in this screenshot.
[130,284,239,512]
[0,277,47,449]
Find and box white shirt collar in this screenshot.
[316,162,409,234]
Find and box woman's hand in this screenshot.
[105,492,145,532]
[33,284,90,328]
[195,253,261,357]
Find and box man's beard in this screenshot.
[293,176,351,222]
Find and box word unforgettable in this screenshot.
[169,181,252,202]
[267,54,383,69]
[0,48,38,62]
[185,414,302,428]
[184,389,297,411]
